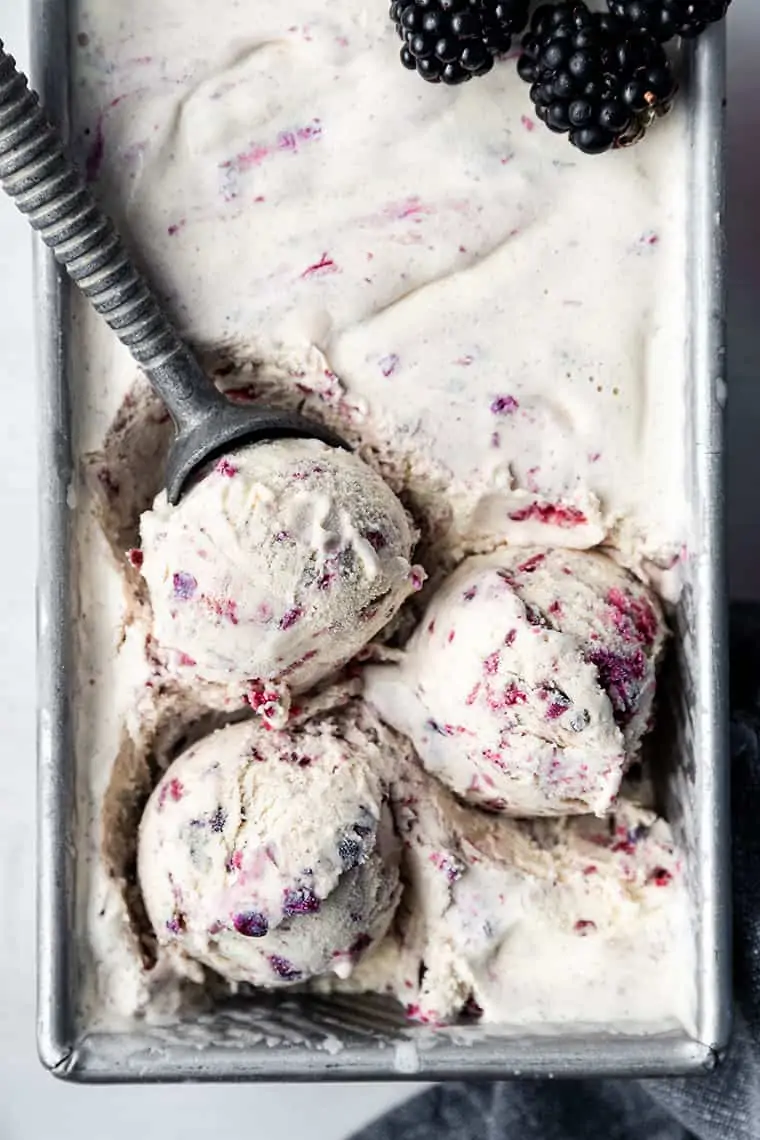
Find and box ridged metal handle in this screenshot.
[0,40,221,427]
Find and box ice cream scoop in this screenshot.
[138,708,403,987]
[0,40,346,502]
[140,437,423,712]
[365,547,666,816]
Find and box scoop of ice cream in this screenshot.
[365,547,666,817]
[137,707,403,987]
[139,438,422,706]
[331,761,689,1028]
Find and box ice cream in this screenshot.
[137,704,403,987]
[365,547,666,816]
[139,438,422,715]
[71,0,687,581]
[331,761,691,1028]
[65,0,697,1038]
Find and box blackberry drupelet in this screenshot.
[518,3,677,154]
[607,1,731,41]
[389,0,530,85]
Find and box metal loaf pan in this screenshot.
[35,0,731,1082]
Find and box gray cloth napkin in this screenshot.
[353,603,760,1140]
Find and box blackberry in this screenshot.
[606,1,731,41]
[389,0,530,85]
[518,3,677,154]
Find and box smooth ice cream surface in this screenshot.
[365,548,666,816]
[139,438,421,708]
[138,709,402,987]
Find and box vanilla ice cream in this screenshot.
[138,704,402,986]
[333,760,691,1028]
[67,0,697,1037]
[139,438,423,714]
[366,547,666,816]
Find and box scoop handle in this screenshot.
[0,40,222,427]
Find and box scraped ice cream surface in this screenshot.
[365,547,666,817]
[70,0,697,1036]
[138,710,402,986]
[139,438,422,718]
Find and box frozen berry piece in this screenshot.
[282,887,321,916]
[233,911,269,937]
[491,394,519,414]
[269,955,302,981]
[586,647,646,727]
[215,457,238,477]
[166,912,186,935]
[279,606,303,630]
[574,919,597,935]
[172,571,197,599]
[337,810,377,869]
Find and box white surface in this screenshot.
[0,3,756,1138]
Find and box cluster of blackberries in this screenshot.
[607,1,731,42]
[390,0,731,153]
[389,0,530,85]
[518,4,677,154]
